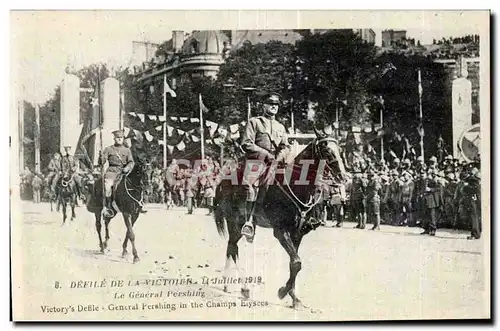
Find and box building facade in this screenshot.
[354,29,376,44]
[381,29,407,47]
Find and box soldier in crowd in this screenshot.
[463,167,481,239]
[31,173,43,203]
[350,144,367,171]
[351,173,368,229]
[443,172,459,228]
[441,155,454,172]
[399,171,414,226]
[379,171,391,224]
[239,92,291,242]
[387,169,402,225]
[412,169,428,227]
[414,155,427,174]
[61,145,85,202]
[366,169,382,230]
[428,156,439,172]
[392,158,401,172]
[377,159,390,174]
[329,180,347,227]
[421,169,442,236]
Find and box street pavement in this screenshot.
[12,201,489,321]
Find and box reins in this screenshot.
[273,137,339,229]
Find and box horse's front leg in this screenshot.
[95,212,105,253]
[100,216,111,250]
[274,227,304,309]
[123,212,140,263]
[62,200,67,225]
[222,216,245,296]
[71,198,76,220]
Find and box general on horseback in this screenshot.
[239,92,292,242]
[85,129,151,263]
[213,91,348,308]
[99,129,147,218]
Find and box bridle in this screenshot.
[275,137,343,229]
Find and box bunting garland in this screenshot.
[124,110,386,153]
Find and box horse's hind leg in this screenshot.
[62,201,67,225]
[95,212,105,253]
[274,227,304,309]
[71,200,76,220]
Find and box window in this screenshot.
[191,40,199,53]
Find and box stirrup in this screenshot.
[102,207,115,218]
[241,223,255,242]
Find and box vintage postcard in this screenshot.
[10,10,490,321]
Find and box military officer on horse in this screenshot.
[61,145,85,202]
[100,130,147,218]
[239,92,292,242]
[47,152,62,199]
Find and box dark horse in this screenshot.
[56,171,78,224]
[86,155,151,263]
[213,131,347,309]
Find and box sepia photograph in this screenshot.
[9,10,490,321]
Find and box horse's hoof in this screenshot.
[122,250,128,258]
[278,286,288,300]
[241,288,250,299]
[292,299,305,310]
[133,256,140,263]
[103,242,108,250]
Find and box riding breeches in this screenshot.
[49,172,60,192]
[104,171,120,198]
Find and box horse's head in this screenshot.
[311,128,349,182]
[131,155,153,187]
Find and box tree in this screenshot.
[372,53,450,158]
[294,30,381,130]
[217,40,296,126]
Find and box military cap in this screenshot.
[417,156,424,162]
[445,155,453,160]
[394,158,400,163]
[403,158,411,165]
[390,169,398,176]
[429,156,437,163]
[263,92,282,105]
[112,129,125,138]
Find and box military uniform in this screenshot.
[61,147,84,199]
[329,182,347,227]
[464,169,481,239]
[366,172,382,230]
[100,130,135,216]
[239,92,290,241]
[48,155,62,194]
[388,170,402,225]
[421,170,442,236]
[399,171,414,226]
[351,174,368,229]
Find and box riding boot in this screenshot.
[241,201,257,242]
